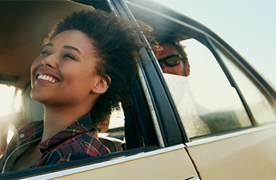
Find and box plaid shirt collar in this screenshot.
[18,113,95,153]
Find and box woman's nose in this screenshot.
[41,54,57,68]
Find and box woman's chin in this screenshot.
[30,91,50,104]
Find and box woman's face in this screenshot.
[31,30,104,107]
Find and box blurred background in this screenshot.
[155,0,276,88]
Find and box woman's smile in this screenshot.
[35,70,61,85]
[37,74,57,83]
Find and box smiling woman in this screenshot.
[0,9,143,172]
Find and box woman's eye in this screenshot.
[63,53,76,60]
[41,51,51,56]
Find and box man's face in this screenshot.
[154,43,187,76]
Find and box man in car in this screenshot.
[153,41,190,76]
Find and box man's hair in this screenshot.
[138,21,188,64]
[44,10,142,125]
[159,39,188,64]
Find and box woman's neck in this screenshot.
[41,105,90,141]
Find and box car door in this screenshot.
[131,1,276,178]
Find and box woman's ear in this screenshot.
[91,75,111,94]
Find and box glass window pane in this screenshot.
[163,39,251,138]
[216,48,276,124]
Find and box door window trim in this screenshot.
[186,123,276,147]
[203,36,257,127]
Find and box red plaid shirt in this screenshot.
[0,113,110,172]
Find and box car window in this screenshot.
[163,39,252,139]
[215,47,276,124]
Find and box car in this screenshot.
[0,0,275,179]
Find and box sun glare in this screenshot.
[14,90,22,113]
[7,125,15,144]
[0,84,16,116]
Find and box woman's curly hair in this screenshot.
[44,10,143,126]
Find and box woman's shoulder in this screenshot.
[43,131,110,165]
[81,132,111,155]
[54,131,110,157]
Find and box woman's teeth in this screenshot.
[37,74,56,83]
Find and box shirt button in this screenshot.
[20,134,24,138]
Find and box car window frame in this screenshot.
[208,37,276,124]
[116,0,186,146]
[210,38,276,109]
[202,36,258,127]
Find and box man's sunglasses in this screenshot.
[157,54,182,67]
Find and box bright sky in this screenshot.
[155,0,276,88]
